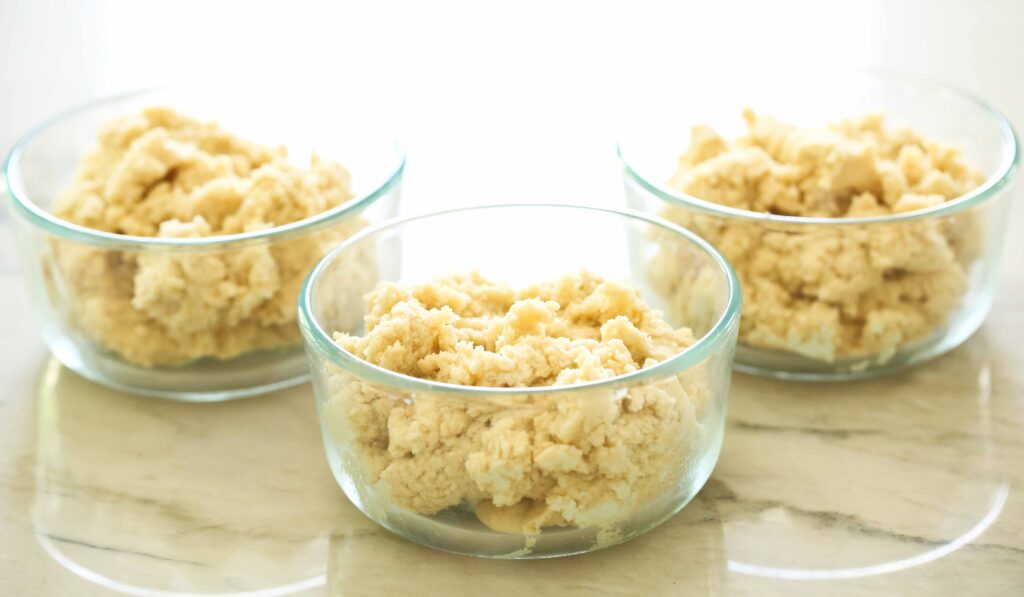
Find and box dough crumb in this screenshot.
[52,107,365,366]
[325,271,710,536]
[659,111,984,362]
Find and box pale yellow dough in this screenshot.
[660,110,984,362]
[324,271,709,535]
[52,107,363,366]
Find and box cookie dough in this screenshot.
[323,271,709,535]
[659,110,984,362]
[52,106,364,366]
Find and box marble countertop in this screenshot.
[0,224,1022,597]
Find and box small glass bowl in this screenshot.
[619,71,1019,380]
[3,88,403,400]
[299,204,740,558]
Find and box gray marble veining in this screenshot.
[1,296,1022,595]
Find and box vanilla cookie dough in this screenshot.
[323,271,709,536]
[658,110,984,362]
[52,107,365,366]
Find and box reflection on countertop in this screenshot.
[13,328,1024,596]
[718,335,1009,582]
[31,361,348,595]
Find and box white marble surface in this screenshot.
[1,282,1022,596]
[2,1,1024,594]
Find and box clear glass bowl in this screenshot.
[619,71,1019,380]
[3,88,403,400]
[299,204,740,558]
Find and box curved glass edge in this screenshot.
[297,203,742,398]
[2,87,406,252]
[616,71,1021,227]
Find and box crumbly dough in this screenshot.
[52,107,364,366]
[659,110,984,362]
[323,271,709,535]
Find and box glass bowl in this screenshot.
[619,71,1018,380]
[299,204,740,558]
[3,88,403,400]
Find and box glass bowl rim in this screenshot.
[2,87,406,251]
[616,69,1020,226]
[298,203,742,396]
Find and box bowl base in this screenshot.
[324,424,724,559]
[733,307,989,381]
[47,335,311,401]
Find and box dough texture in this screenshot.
[52,107,364,366]
[324,271,710,535]
[659,110,984,362]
